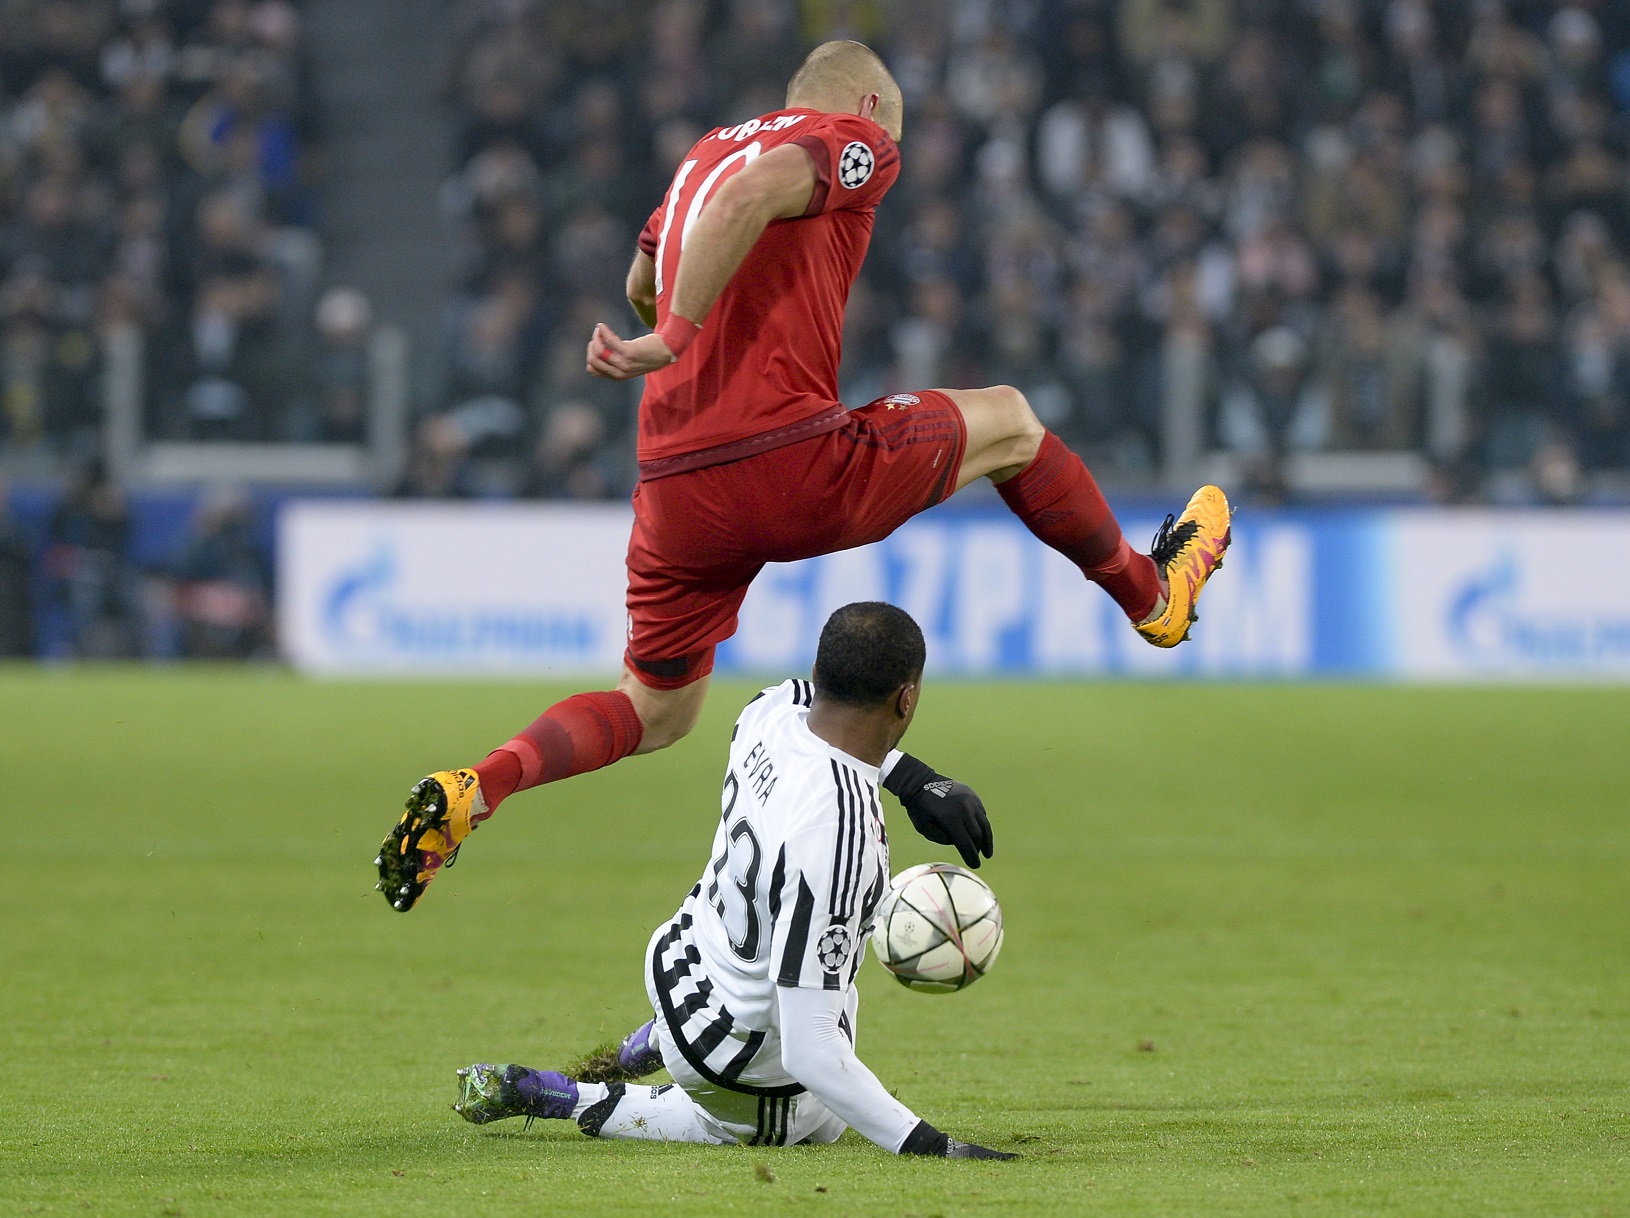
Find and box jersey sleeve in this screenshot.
[776,984,921,1152]
[637,203,662,258]
[769,784,877,991]
[791,113,900,216]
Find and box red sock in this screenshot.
[996,431,1163,621]
[472,690,644,812]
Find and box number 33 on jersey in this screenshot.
[646,679,891,1093]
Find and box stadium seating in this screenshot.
[431,0,1630,504]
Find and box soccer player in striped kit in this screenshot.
[453,603,1013,1159]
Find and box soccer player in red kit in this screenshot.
[375,41,1231,913]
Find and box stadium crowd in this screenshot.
[0,0,323,657]
[7,0,1630,502]
[423,0,1630,504]
[0,0,349,454]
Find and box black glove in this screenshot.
[899,1120,1018,1160]
[947,1138,1019,1160]
[882,754,993,870]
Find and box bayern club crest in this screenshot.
[815,924,854,972]
[838,141,874,189]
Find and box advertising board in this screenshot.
[277,502,1629,681]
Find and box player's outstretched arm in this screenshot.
[882,753,995,869]
[777,985,1015,1159]
[587,144,816,382]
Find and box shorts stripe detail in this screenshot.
[629,652,691,679]
[651,919,802,1098]
[674,976,715,1023]
[690,1008,735,1059]
[718,1029,766,1083]
[750,1095,792,1146]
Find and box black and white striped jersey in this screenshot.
[645,679,890,1096]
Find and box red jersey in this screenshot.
[634,108,900,479]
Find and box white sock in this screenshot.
[570,1082,608,1120]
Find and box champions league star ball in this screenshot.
[870,863,1003,993]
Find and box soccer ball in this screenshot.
[869,863,1003,993]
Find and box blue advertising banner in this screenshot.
[277,502,1629,681]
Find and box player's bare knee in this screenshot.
[619,671,708,754]
[637,709,696,753]
[1010,397,1045,466]
[989,385,1043,468]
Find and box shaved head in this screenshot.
[786,40,903,141]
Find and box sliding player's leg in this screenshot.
[453,1064,727,1143]
[453,1061,846,1146]
[943,384,1231,647]
[584,1082,726,1143]
[593,1079,844,1146]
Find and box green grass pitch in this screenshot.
[2,669,1627,1217]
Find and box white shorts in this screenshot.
[649,989,858,1147]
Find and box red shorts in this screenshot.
[624,391,967,688]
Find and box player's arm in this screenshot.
[587,144,816,382]
[770,812,1013,1159]
[776,984,1013,1159]
[664,144,814,324]
[881,753,995,870]
[626,251,657,330]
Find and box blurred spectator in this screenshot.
[1315,285,1414,450]
[43,460,141,658]
[1565,269,1630,471]
[394,415,474,499]
[0,263,103,454]
[0,480,35,657]
[1483,272,1564,469]
[1220,324,1322,457]
[179,59,308,225]
[172,486,270,658]
[526,401,619,500]
[1530,439,1584,505]
[176,192,284,439]
[292,286,373,443]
